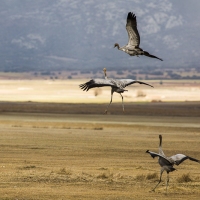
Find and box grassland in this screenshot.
[0,104,200,199]
[0,80,200,199]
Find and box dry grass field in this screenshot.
[0,103,200,200]
[0,80,200,199]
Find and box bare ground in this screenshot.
[0,101,200,117]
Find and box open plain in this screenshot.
[0,80,200,199]
[0,102,200,199]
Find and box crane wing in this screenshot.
[119,79,154,88]
[170,154,200,166]
[126,12,140,47]
[146,150,172,165]
[79,79,117,91]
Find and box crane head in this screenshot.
[114,43,120,49]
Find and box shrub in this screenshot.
[58,168,72,175]
[146,172,158,180]
[136,90,146,97]
[135,174,145,181]
[177,173,192,183]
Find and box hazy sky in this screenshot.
[0,0,200,71]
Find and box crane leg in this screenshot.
[105,91,114,114]
[120,93,124,112]
[166,172,169,193]
[152,168,164,192]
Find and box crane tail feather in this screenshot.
[143,51,163,61]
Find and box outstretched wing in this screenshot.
[146,150,172,165]
[170,154,200,166]
[143,51,163,61]
[79,79,117,91]
[126,12,140,47]
[118,79,154,88]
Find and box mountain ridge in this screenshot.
[0,0,200,72]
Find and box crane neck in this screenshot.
[159,135,162,147]
[103,70,108,79]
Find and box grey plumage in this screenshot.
[79,68,153,113]
[114,12,163,61]
[146,135,200,192]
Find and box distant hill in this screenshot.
[0,0,200,72]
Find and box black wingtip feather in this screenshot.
[79,80,95,92]
[79,83,88,91]
[127,12,136,20]
[187,156,200,163]
[137,81,154,88]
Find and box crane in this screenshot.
[146,135,200,192]
[79,68,153,114]
[114,12,163,61]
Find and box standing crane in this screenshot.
[79,68,153,114]
[114,12,163,61]
[146,135,200,192]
